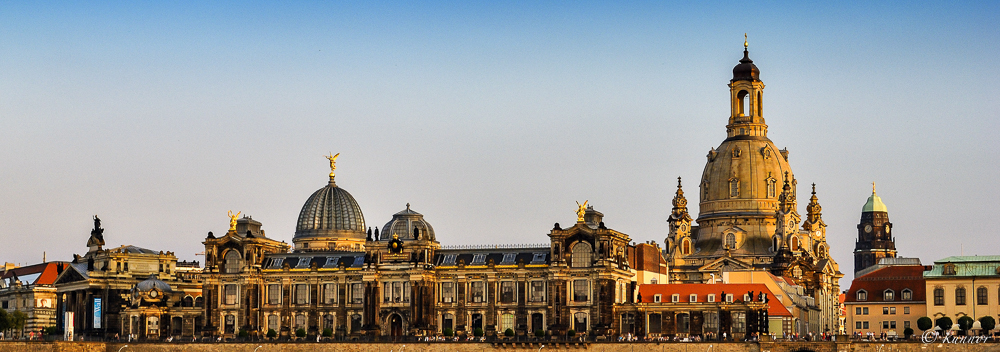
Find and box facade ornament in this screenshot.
[227,210,241,232]
[325,152,340,182]
[576,200,588,222]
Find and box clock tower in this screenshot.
[854,184,897,274]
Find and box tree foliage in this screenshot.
[936,317,953,331]
[266,329,277,339]
[979,316,996,332]
[504,328,514,337]
[917,317,933,331]
[958,316,975,331]
[295,328,306,338]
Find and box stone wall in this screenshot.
[0,341,997,352]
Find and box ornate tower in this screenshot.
[695,40,795,266]
[853,184,896,274]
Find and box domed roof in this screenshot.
[862,187,888,213]
[732,49,760,82]
[380,203,435,241]
[135,274,172,293]
[294,179,366,240]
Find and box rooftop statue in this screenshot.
[227,210,241,232]
[576,200,588,222]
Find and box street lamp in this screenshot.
[537,344,545,352]
[254,346,263,352]
[117,346,128,352]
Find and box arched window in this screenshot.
[224,250,242,274]
[194,296,204,307]
[978,286,988,305]
[268,314,279,332]
[725,233,736,249]
[767,178,776,198]
[772,236,779,251]
[884,289,894,301]
[681,239,691,255]
[729,179,739,198]
[790,236,799,251]
[501,313,515,333]
[956,287,966,305]
[571,242,592,268]
[737,90,748,116]
[295,314,307,329]
[703,182,709,200]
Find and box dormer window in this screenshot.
[901,289,912,301]
[857,290,868,301]
[471,254,486,265]
[725,294,734,303]
[707,294,716,303]
[671,294,680,303]
[883,289,894,301]
[689,294,698,302]
[943,263,957,275]
[654,294,662,303]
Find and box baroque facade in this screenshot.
[662,44,843,334]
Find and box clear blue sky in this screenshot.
[1,1,997,284]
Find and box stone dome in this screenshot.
[380,203,435,241]
[135,274,172,293]
[294,179,366,241]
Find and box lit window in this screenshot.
[901,289,912,301]
[857,290,867,301]
[224,251,242,274]
[573,280,589,302]
[884,290,894,301]
[725,234,736,249]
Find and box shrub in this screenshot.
[322,328,333,337]
[980,316,996,332]
[958,316,975,332]
[917,317,933,331]
[535,329,545,338]
[238,329,249,338]
[443,328,454,337]
[44,326,61,335]
[935,317,953,331]
[473,328,484,337]
[504,328,514,337]
[266,329,277,339]
[904,328,914,338]
[296,328,307,338]
[567,329,576,337]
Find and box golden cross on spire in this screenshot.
[744,33,748,49]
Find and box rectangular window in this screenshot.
[856,321,862,330]
[904,321,910,329]
[573,280,589,302]
[956,288,966,305]
[855,307,862,315]
[883,307,889,315]
[268,315,279,331]
[323,283,337,304]
[403,282,411,303]
[441,282,454,303]
[902,290,912,301]
[934,289,944,305]
[732,311,746,333]
[862,307,869,315]
[470,281,485,303]
[295,284,309,305]
[351,283,364,304]
[707,294,715,303]
[530,281,545,302]
[891,321,896,329]
[890,307,896,314]
[500,281,515,303]
[654,294,662,303]
[689,294,697,302]
[268,284,281,305]
[863,321,869,329]
[883,321,889,329]
[392,282,403,302]
[472,254,486,265]
[903,306,910,314]
[501,253,516,265]
[224,284,238,305]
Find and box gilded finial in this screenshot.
[575,200,588,222]
[872,182,876,194]
[325,152,340,182]
[677,176,682,189]
[227,210,241,232]
[811,183,816,195]
[744,33,748,49]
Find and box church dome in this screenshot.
[294,179,366,241]
[699,139,792,217]
[862,188,888,213]
[134,274,172,294]
[380,203,435,241]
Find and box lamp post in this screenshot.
[254,346,263,352]
[117,346,127,352]
[537,344,545,352]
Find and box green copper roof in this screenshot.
[862,191,888,213]
[924,256,1000,278]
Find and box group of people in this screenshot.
[853,331,897,341]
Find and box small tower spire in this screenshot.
[744,33,748,49]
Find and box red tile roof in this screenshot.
[0,262,65,285]
[639,283,792,317]
[844,265,926,303]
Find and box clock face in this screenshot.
[864,225,873,233]
[149,290,158,298]
[885,225,890,233]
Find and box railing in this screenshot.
[440,243,549,250]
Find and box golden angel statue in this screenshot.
[228,210,241,231]
[576,200,588,222]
